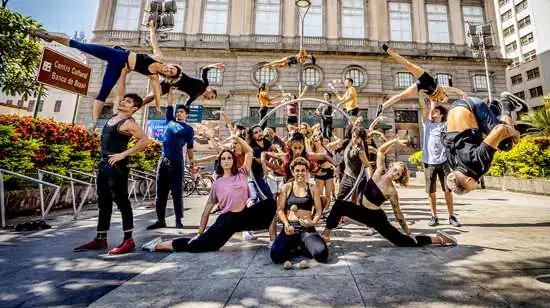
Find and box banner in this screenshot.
[147,119,167,142]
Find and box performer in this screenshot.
[331,79,359,122]
[73,69,151,255]
[322,139,457,248]
[147,87,195,230]
[271,157,329,269]
[315,91,335,139]
[31,22,181,131]
[263,49,316,68]
[257,83,281,130]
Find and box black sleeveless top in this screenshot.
[359,178,386,207]
[286,183,314,211]
[133,54,159,76]
[100,116,133,164]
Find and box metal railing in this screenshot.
[129,169,156,201]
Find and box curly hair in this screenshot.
[391,161,410,186]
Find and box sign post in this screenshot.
[37,47,91,96]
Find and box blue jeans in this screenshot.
[69,40,129,102]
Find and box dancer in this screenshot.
[280,132,332,183]
[337,126,371,201]
[147,87,195,230]
[31,22,181,131]
[322,139,457,248]
[331,78,358,122]
[315,91,335,139]
[74,71,151,254]
[263,49,316,68]
[377,44,468,117]
[142,135,277,253]
[312,134,336,210]
[443,93,527,194]
[257,83,281,129]
[271,157,329,269]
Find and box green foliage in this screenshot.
[127,137,162,171]
[488,137,550,178]
[518,107,550,137]
[0,8,43,99]
[408,150,424,171]
[0,125,41,174]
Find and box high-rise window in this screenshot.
[515,0,528,13]
[255,0,280,35]
[523,50,537,62]
[520,32,534,46]
[505,41,517,53]
[473,74,488,91]
[514,91,525,100]
[499,0,509,6]
[113,0,141,31]
[529,86,543,98]
[463,6,484,26]
[203,0,229,34]
[501,10,512,22]
[518,16,531,29]
[511,74,523,85]
[54,100,62,112]
[303,0,323,37]
[526,68,540,80]
[503,25,515,38]
[341,0,364,38]
[389,2,412,42]
[174,0,187,32]
[426,4,450,43]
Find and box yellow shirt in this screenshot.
[344,87,357,111]
[258,91,271,107]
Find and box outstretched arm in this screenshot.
[150,74,162,112]
[374,138,406,178]
[113,67,131,111]
[149,21,163,60]
[388,194,410,234]
[264,57,290,68]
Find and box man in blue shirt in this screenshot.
[147,88,195,229]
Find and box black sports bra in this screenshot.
[133,54,159,76]
[286,182,314,212]
[360,178,387,207]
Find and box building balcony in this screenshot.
[92,30,503,59]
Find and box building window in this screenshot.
[463,6,484,27]
[515,0,528,13]
[253,63,278,85]
[501,10,512,22]
[511,57,520,67]
[202,0,229,34]
[526,68,540,80]
[343,66,367,88]
[27,100,35,112]
[17,100,24,107]
[173,0,187,32]
[302,65,322,87]
[511,74,523,85]
[505,41,517,53]
[520,33,534,46]
[435,74,452,86]
[38,100,44,112]
[426,4,450,43]
[113,0,141,31]
[54,100,62,112]
[395,72,415,89]
[389,2,412,42]
[473,74,488,91]
[514,91,525,100]
[503,25,515,38]
[303,0,323,37]
[200,67,223,85]
[203,107,221,120]
[523,50,537,62]
[499,0,509,6]
[529,86,543,98]
[341,0,365,38]
[6,99,13,105]
[395,110,418,123]
[255,0,280,35]
[518,16,531,29]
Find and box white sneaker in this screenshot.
[242,231,257,241]
[141,237,162,252]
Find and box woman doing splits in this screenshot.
[142,135,277,253]
[271,157,329,269]
[263,49,316,68]
[31,22,180,131]
[376,44,467,117]
[322,138,457,248]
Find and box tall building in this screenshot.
[83,0,509,160]
[494,0,550,107]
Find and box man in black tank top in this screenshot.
[74,88,152,255]
[142,63,225,107]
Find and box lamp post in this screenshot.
[466,23,494,101]
[295,0,311,126]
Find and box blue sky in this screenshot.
[7,0,97,40]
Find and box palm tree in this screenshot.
[518,107,550,136]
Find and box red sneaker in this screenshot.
[108,239,136,255]
[73,238,107,252]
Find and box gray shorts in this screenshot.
[424,162,451,194]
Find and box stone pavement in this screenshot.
[1,188,549,307]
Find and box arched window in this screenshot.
[343,66,367,88]
[253,64,278,85]
[303,65,323,87]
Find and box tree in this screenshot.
[518,107,550,137]
[0,8,43,100]
[72,31,87,43]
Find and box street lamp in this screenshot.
[466,23,494,101]
[295,0,311,126]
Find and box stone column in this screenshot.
[326,0,338,38]
[186,0,203,34]
[282,0,297,37]
[412,0,427,43]
[377,0,389,42]
[367,0,378,40]
[449,0,465,45]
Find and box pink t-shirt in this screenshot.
[207,167,249,213]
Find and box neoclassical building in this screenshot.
[81,0,509,161]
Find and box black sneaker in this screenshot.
[500,92,528,113]
[428,216,439,227]
[175,220,183,229]
[449,216,462,227]
[382,43,389,52]
[146,221,167,230]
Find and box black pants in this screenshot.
[270,222,328,263]
[259,107,269,130]
[155,157,184,221]
[96,161,133,233]
[321,119,333,139]
[172,199,276,252]
[326,200,432,247]
[337,174,366,200]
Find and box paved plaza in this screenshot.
[1,187,549,307]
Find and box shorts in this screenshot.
[267,173,285,194]
[347,108,359,116]
[416,72,437,96]
[287,115,298,125]
[424,162,451,193]
[288,56,298,65]
[314,167,335,180]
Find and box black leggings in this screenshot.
[155,157,184,221]
[270,222,328,263]
[326,200,432,247]
[171,199,276,252]
[96,162,133,233]
[321,119,333,139]
[259,107,269,130]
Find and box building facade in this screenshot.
[0,88,79,123]
[494,0,550,108]
[82,0,509,160]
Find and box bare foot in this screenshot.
[283,260,292,270]
[297,260,309,269]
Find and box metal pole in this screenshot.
[479,26,492,102]
[0,171,5,228]
[72,95,80,124]
[33,85,45,119]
